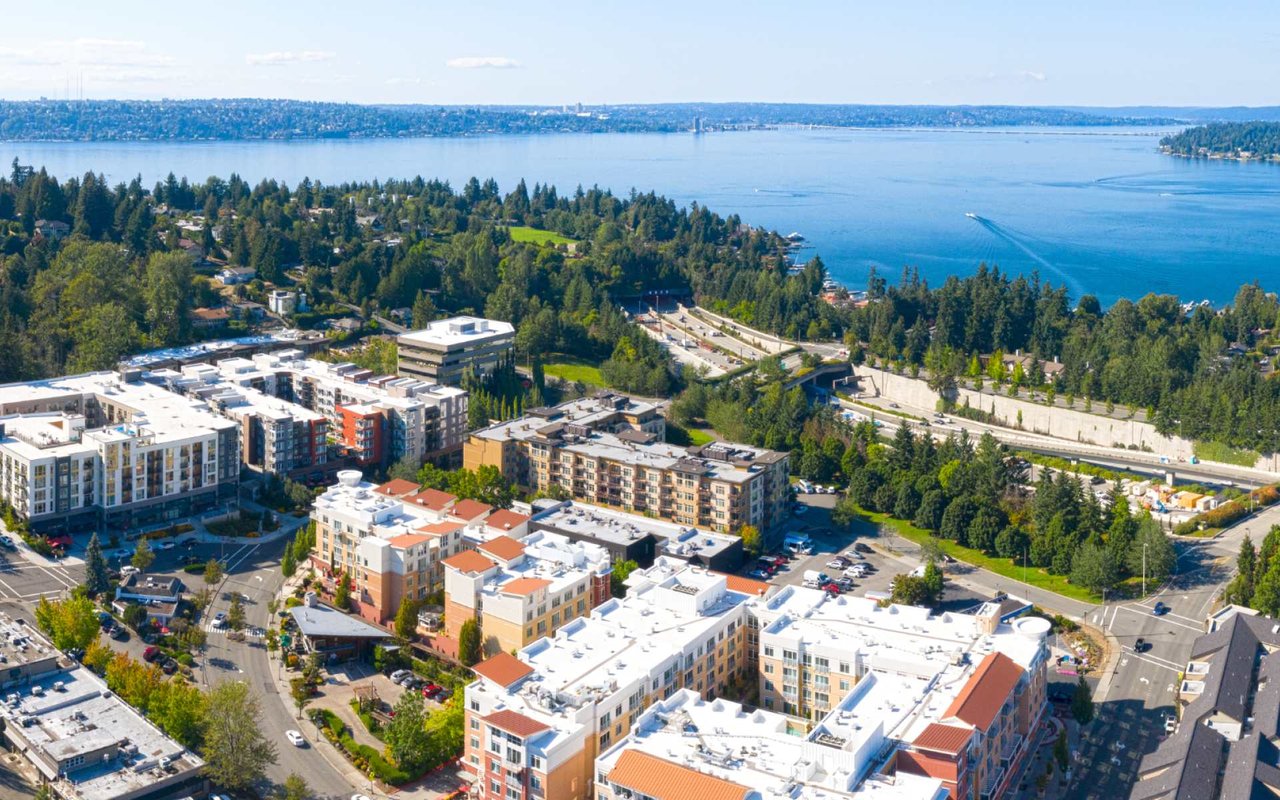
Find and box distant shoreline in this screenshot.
[1160,146,1280,163]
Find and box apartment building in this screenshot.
[161,352,468,468]
[529,498,746,573]
[1131,606,1280,799]
[0,614,206,800]
[462,560,770,800]
[397,316,515,386]
[0,370,239,534]
[148,363,327,476]
[442,529,611,656]
[595,689,949,800]
[466,393,790,535]
[308,471,487,624]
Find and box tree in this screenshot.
[1225,535,1257,607]
[143,251,194,345]
[289,677,313,719]
[334,571,352,610]
[384,689,432,771]
[1070,541,1118,595]
[610,559,639,598]
[394,596,420,640]
[122,602,148,631]
[889,574,930,607]
[388,454,421,483]
[204,681,277,791]
[737,525,761,558]
[1071,675,1094,724]
[458,618,482,667]
[282,542,297,577]
[35,595,101,652]
[227,593,246,631]
[1054,730,1069,771]
[131,538,155,572]
[281,773,312,800]
[204,558,224,585]
[1127,516,1177,590]
[83,532,110,597]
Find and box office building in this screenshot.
[0,370,239,534]
[0,614,206,800]
[397,316,515,386]
[442,529,611,657]
[466,393,790,534]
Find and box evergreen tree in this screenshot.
[83,532,110,597]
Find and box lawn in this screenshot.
[855,506,1100,604]
[667,424,715,447]
[544,357,604,386]
[1193,440,1261,468]
[507,226,578,247]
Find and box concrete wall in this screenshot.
[852,365,1197,459]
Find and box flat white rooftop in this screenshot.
[398,315,514,347]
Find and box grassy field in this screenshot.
[855,506,1100,604]
[1193,440,1261,468]
[507,226,578,247]
[544,356,604,386]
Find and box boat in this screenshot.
[785,232,805,242]
[964,212,977,219]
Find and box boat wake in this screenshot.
[964,213,1087,299]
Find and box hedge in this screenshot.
[311,708,410,784]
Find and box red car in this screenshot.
[822,582,842,595]
[142,646,160,662]
[422,683,444,699]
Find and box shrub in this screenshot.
[176,653,194,666]
[285,596,303,608]
[182,564,205,574]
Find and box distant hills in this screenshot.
[0,99,1273,142]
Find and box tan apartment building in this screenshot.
[442,530,611,656]
[397,316,515,387]
[465,393,790,535]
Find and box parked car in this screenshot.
[120,565,140,577]
[793,505,809,516]
[110,626,129,642]
[161,659,179,675]
[98,612,114,630]
[748,569,770,580]
[286,730,306,747]
[422,683,444,699]
[0,536,14,550]
[389,669,412,684]
[1164,715,1176,733]
[844,566,867,579]
[827,557,849,570]
[142,646,161,662]
[211,612,228,629]
[822,582,842,595]
[854,543,873,554]
[834,577,855,592]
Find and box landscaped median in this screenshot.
[854,505,1101,604]
[311,707,413,785]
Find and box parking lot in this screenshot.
[747,492,989,612]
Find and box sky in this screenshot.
[2,0,1278,106]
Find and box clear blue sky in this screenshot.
[2,0,1277,106]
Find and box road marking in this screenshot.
[1116,604,1202,632]
[1127,602,1202,626]
[1128,654,1183,674]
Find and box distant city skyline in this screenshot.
[2,1,1278,107]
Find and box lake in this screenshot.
[7,127,1280,306]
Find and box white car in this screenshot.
[286,729,306,747]
[120,565,140,576]
[844,566,868,579]
[353,795,374,800]
[793,505,809,516]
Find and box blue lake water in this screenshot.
[7,127,1280,306]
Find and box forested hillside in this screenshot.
[1160,122,1280,159]
[844,267,1280,452]
[0,162,834,394]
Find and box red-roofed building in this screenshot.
[471,652,535,688]
[484,508,531,538]
[897,723,975,800]
[406,488,456,512]
[477,535,525,564]
[374,478,419,498]
[934,651,1043,800]
[451,498,494,522]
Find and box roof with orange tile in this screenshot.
[722,574,772,596]
[606,750,750,800]
[471,652,536,688]
[450,499,494,520]
[418,521,465,537]
[374,478,419,497]
[478,535,525,562]
[386,533,431,549]
[485,508,530,532]
[482,709,549,738]
[912,722,973,755]
[406,488,456,511]
[441,550,496,574]
[499,577,552,596]
[943,651,1024,731]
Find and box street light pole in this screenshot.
[1143,542,1148,598]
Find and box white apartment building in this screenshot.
[397,316,515,386]
[0,370,239,534]
[442,528,612,656]
[595,689,948,800]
